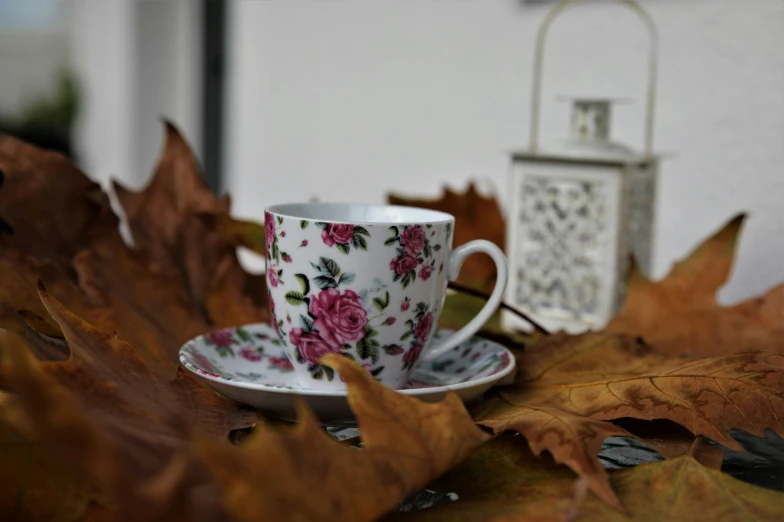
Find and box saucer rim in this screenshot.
[178,325,516,398]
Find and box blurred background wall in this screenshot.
[223,0,784,302]
[0,0,782,305]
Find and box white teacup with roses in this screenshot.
[264,203,508,391]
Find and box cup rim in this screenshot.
[265,202,455,225]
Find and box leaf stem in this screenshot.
[446,281,550,336]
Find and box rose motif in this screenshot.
[310,289,368,346]
[289,328,342,365]
[390,254,418,276]
[400,299,410,312]
[400,225,426,254]
[418,264,432,281]
[489,352,511,375]
[265,211,275,249]
[268,356,294,370]
[402,343,424,366]
[321,223,355,247]
[383,317,397,325]
[268,264,279,287]
[206,329,233,347]
[414,311,434,344]
[193,352,218,373]
[239,347,262,362]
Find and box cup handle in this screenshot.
[421,240,508,362]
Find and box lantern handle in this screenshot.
[528,0,659,157]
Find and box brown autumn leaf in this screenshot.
[388,182,505,292]
[73,234,213,375]
[384,434,784,522]
[112,122,268,327]
[0,299,488,521]
[0,253,70,342]
[607,213,784,356]
[193,353,489,522]
[473,332,784,509]
[193,213,270,329]
[0,134,118,267]
[0,123,269,375]
[0,413,101,522]
[0,284,258,521]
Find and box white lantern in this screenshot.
[504,0,660,334]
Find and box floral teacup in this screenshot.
[265,203,507,390]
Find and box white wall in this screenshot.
[69,0,202,189]
[225,0,784,303]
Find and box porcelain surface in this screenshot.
[179,323,516,425]
[263,202,508,391]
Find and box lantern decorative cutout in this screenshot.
[503,0,660,334]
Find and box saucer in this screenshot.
[179,323,516,425]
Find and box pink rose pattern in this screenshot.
[264,212,290,284]
[268,264,280,288]
[309,288,368,347]
[239,347,263,362]
[400,224,426,255]
[268,356,294,371]
[288,328,342,366]
[401,304,435,371]
[321,223,354,247]
[385,224,438,288]
[187,324,511,386]
[263,213,455,381]
[265,211,275,250]
[280,256,394,381]
[205,328,237,358]
[317,222,369,254]
[206,329,233,347]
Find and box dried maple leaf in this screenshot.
[384,434,784,522]
[0,285,257,521]
[388,182,504,292]
[112,122,267,327]
[0,254,69,342]
[0,123,268,375]
[473,332,784,509]
[73,234,212,375]
[194,353,490,522]
[607,213,784,356]
[194,214,270,328]
[0,283,489,521]
[0,415,101,522]
[0,134,118,267]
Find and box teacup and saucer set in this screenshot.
[179,203,516,425]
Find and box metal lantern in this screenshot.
[503,0,660,334]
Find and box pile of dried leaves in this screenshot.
[0,122,782,521]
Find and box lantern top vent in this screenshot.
[515,0,659,166]
[542,97,641,161]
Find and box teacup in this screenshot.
[264,203,508,390]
